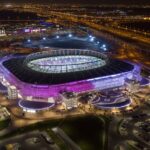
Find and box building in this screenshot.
[0,106,10,121]
[61,92,78,110]
[0,49,142,111]
[0,28,6,37]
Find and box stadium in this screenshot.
[0,49,142,112]
[21,33,112,51]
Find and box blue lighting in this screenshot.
[90,37,94,42]
[68,34,73,38]
[102,44,106,48]
[56,35,60,39]
[88,35,96,42]
[100,44,107,51]
[97,41,100,44]
[27,39,31,43]
[43,37,46,40]
[103,47,107,51]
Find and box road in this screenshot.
[52,127,81,150]
[0,130,60,150]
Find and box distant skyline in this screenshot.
[0,0,150,5]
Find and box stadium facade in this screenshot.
[0,49,141,104]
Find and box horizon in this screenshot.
[0,0,150,5]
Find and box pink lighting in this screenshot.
[0,53,141,102]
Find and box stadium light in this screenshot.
[103,47,107,51]
[90,37,94,42]
[101,44,107,51]
[102,44,106,48]
[43,37,46,40]
[56,35,60,39]
[68,34,73,38]
[27,39,31,43]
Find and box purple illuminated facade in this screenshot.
[0,50,141,103]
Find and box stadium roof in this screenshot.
[3,56,134,85]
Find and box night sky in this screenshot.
[0,0,150,5]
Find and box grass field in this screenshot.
[62,116,103,150]
[0,115,111,150]
[59,115,111,150]
[0,119,10,130]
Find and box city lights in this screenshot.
[0,3,149,149]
